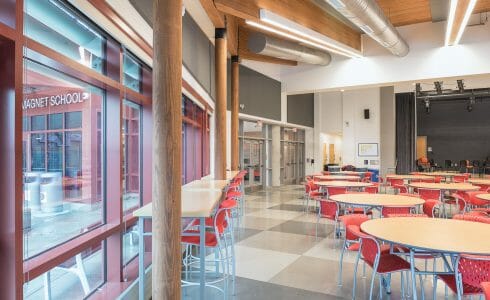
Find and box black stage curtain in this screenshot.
[395,92,416,174]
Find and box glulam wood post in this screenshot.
[230,55,240,171]
[152,0,182,299]
[214,28,227,179]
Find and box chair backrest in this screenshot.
[423,199,440,217]
[341,215,369,241]
[326,186,346,197]
[319,199,338,219]
[214,207,230,234]
[458,254,490,290]
[453,175,467,183]
[461,191,488,207]
[433,176,443,183]
[393,184,408,194]
[348,225,380,265]
[418,188,441,200]
[381,206,413,217]
[387,178,404,186]
[364,186,378,194]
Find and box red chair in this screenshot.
[418,188,441,201]
[364,186,378,194]
[316,197,340,239]
[453,175,467,183]
[447,193,467,215]
[381,206,415,218]
[326,186,346,197]
[321,171,330,175]
[387,178,404,186]
[393,184,408,194]
[304,180,323,213]
[362,172,373,183]
[434,254,490,298]
[460,190,490,212]
[434,176,443,183]
[423,199,442,217]
[350,225,419,300]
[481,282,490,299]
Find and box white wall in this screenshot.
[313,91,343,172]
[342,88,380,168]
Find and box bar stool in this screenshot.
[182,206,233,298]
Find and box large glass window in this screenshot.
[123,52,142,92]
[182,95,207,184]
[122,100,141,213]
[23,243,105,299]
[24,0,105,73]
[22,59,105,259]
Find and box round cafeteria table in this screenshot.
[468,179,490,186]
[330,193,424,208]
[476,193,490,202]
[314,180,372,189]
[362,217,490,299]
[386,174,433,181]
[314,175,360,181]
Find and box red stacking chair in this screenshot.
[364,186,378,194]
[418,188,441,200]
[423,199,442,217]
[316,197,339,239]
[337,217,392,286]
[453,174,467,183]
[387,178,404,186]
[434,254,490,298]
[381,206,415,218]
[482,282,490,299]
[459,190,490,213]
[349,225,420,300]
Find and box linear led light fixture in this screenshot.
[246,9,363,59]
[445,0,478,46]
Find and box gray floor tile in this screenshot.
[267,220,334,238]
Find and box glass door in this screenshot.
[243,139,264,187]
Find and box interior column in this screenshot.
[271,125,281,186]
[231,55,240,171]
[214,28,227,179]
[152,0,182,298]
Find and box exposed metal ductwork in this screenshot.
[247,33,332,66]
[323,0,410,57]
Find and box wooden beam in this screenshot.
[446,0,477,45]
[227,15,239,56]
[199,0,225,28]
[152,0,182,299]
[214,0,361,51]
[214,28,227,180]
[238,27,298,66]
[475,0,490,13]
[230,56,239,171]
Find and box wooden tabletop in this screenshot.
[182,180,229,191]
[476,193,490,202]
[408,182,479,191]
[329,193,424,207]
[386,174,433,180]
[412,172,458,177]
[468,179,490,186]
[314,175,360,181]
[314,181,373,188]
[133,189,223,218]
[361,217,490,255]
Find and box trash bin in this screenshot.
[40,172,63,213]
[24,172,42,211]
[368,168,380,182]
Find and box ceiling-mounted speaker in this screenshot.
[364,109,370,119]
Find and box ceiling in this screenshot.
[129,0,490,66]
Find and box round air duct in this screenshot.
[248,33,332,66]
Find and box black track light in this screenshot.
[467,97,475,112]
[424,99,431,114]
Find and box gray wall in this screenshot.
[380,86,396,176]
[182,14,215,100]
[227,64,281,121]
[417,99,490,165]
[287,93,314,127]
[129,0,216,100]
